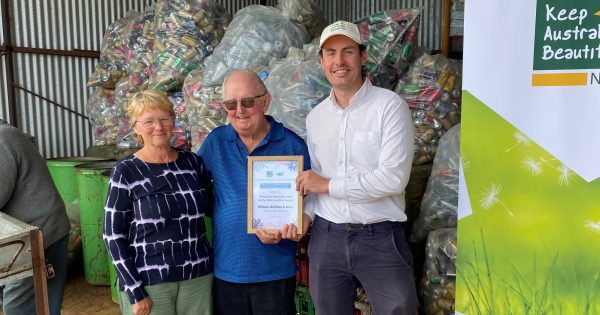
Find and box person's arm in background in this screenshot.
[0,136,17,210]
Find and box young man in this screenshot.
[296,21,418,314]
[198,70,311,315]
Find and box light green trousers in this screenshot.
[118,274,213,315]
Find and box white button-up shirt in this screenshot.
[304,79,415,224]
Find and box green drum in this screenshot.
[75,161,117,285]
[47,157,112,203]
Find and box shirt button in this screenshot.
[338,160,343,164]
[340,137,344,141]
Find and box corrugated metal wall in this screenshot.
[1,3,8,123]
[221,0,267,13]
[3,0,154,158]
[0,57,8,124]
[1,0,442,158]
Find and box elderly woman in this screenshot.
[103,89,213,315]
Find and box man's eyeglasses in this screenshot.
[135,116,174,129]
[221,93,267,111]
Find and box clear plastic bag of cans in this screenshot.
[394,53,462,165]
[183,68,225,152]
[127,6,155,93]
[276,0,327,39]
[113,78,143,149]
[117,6,156,149]
[117,132,141,150]
[354,9,421,90]
[411,124,460,242]
[148,0,231,92]
[88,11,139,89]
[85,88,127,146]
[113,77,132,110]
[201,4,309,87]
[168,91,191,149]
[421,228,456,315]
[285,37,321,61]
[265,42,330,139]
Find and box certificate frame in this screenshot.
[247,155,303,234]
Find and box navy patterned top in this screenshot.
[103,149,213,304]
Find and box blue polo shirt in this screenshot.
[198,116,310,283]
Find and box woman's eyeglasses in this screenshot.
[221,93,267,111]
[135,116,174,129]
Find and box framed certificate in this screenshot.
[247,155,303,234]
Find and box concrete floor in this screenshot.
[60,270,120,315]
[1,261,120,315]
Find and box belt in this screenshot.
[315,215,404,232]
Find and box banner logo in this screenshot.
[532,0,600,86]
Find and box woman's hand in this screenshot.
[133,297,152,315]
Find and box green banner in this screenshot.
[533,0,600,70]
[457,91,600,313]
[458,0,600,313]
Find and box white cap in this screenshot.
[319,20,363,49]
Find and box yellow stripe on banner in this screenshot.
[531,73,588,86]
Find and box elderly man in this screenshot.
[0,119,70,315]
[296,21,418,314]
[198,69,311,315]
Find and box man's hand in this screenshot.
[132,297,152,315]
[256,229,283,244]
[257,214,313,243]
[280,214,312,241]
[296,170,329,195]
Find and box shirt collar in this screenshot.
[327,79,372,112]
[224,115,284,143]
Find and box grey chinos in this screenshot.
[308,215,418,315]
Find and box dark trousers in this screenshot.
[3,235,68,315]
[213,276,296,315]
[308,216,418,315]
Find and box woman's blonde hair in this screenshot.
[127,89,175,144]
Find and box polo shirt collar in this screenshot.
[224,115,284,144]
